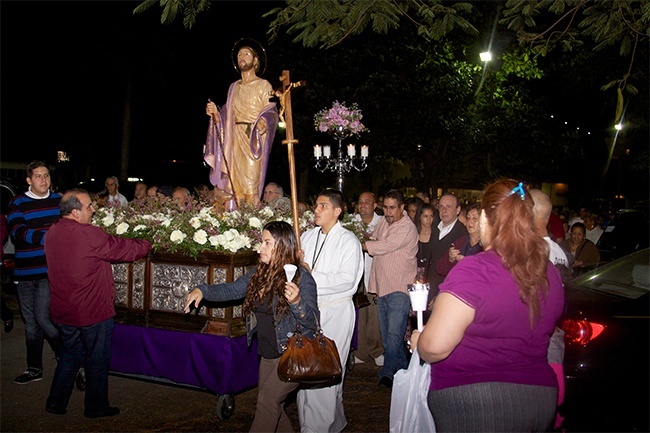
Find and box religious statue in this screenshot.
[204,38,278,209]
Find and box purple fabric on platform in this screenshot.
[110,324,259,395]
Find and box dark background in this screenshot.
[2,1,648,208]
[1,1,283,193]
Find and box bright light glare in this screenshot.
[480,51,492,62]
[615,123,623,130]
[278,121,286,129]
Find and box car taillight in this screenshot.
[561,318,606,346]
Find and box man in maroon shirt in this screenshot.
[44,189,151,418]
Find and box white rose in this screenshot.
[190,217,202,229]
[248,217,262,229]
[134,224,146,232]
[209,235,220,247]
[102,214,114,226]
[170,230,186,243]
[116,222,129,235]
[261,207,274,218]
[193,229,208,245]
[161,218,171,228]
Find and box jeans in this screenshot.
[47,318,114,414]
[377,291,410,380]
[16,279,62,369]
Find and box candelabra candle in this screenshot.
[314,145,322,158]
[347,144,356,157]
[323,146,331,158]
[361,145,369,157]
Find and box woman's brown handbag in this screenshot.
[277,328,343,385]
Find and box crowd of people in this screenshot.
[4,158,615,431]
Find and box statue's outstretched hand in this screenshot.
[206,100,219,120]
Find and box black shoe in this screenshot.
[84,407,120,418]
[14,369,43,384]
[4,319,13,333]
[45,405,67,415]
[378,376,393,388]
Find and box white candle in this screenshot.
[314,145,322,158]
[361,145,369,157]
[347,144,356,157]
[323,146,331,158]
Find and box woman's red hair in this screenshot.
[481,179,550,325]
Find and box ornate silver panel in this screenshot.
[112,263,129,307]
[212,267,227,284]
[151,263,208,313]
[132,260,145,309]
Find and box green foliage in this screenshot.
[265,0,477,49]
[133,0,211,28]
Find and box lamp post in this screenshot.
[313,126,368,193]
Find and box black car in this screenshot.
[560,248,649,432]
[597,209,649,262]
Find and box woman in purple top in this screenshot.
[412,179,564,432]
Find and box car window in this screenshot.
[573,249,650,299]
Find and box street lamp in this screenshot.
[480,51,492,62]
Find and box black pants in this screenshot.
[1,297,13,322]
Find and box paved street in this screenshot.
[0,293,391,432]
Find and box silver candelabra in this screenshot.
[313,132,369,193]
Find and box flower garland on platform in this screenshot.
[93,198,370,258]
[314,101,368,137]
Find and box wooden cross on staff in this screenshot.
[275,70,305,246]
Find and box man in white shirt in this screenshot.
[530,189,570,268]
[351,192,384,366]
[585,214,604,245]
[530,188,569,430]
[103,176,127,207]
[298,188,363,433]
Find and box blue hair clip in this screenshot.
[508,182,526,200]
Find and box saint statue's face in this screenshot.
[237,47,258,73]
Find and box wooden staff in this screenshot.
[278,70,302,246]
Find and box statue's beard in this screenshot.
[239,61,255,72]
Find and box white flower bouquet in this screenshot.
[314,101,368,137]
[93,198,371,258]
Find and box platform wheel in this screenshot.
[216,393,235,420]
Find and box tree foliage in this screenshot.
[133,0,648,202]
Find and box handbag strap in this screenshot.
[292,310,323,336]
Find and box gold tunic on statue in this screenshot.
[230,78,273,202]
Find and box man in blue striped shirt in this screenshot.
[7,160,63,384]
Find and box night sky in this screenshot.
[2,1,648,205]
[1,1,282,189]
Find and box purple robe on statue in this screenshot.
[204,78,278,210]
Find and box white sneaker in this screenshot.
[353,356,366,364]
[374,355,384,366]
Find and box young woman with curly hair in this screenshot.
[411,179,565,432]
[184,221,319,432]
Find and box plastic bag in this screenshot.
[389,348,436,433]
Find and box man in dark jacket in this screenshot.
[44,189,151,417]
[425,193,468,302]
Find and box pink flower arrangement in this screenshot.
[314,101,368,137]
